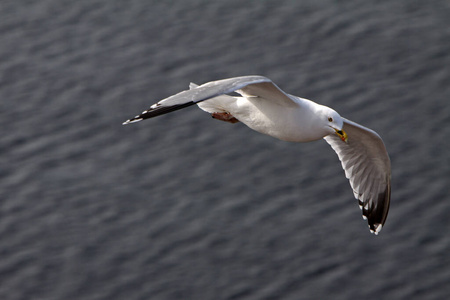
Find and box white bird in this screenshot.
[123,76,391,234]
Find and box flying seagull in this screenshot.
[123,75,391,234]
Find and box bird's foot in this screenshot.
[211,112,240,124]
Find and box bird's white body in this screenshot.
[195,86,343,143]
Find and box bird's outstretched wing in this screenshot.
[122,75,294,124]
[324,118,391,234]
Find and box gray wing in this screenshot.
[324,118,391,234]
[123,75,294,124]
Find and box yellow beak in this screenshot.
[334,128,348,143]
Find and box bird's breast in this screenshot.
[231,98,324,143]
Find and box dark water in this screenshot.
[1,1,450,299]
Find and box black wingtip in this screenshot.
[122,102,196,125]
[363,186,390,235]
[122,117,143,125]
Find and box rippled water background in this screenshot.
[1,1,450,299]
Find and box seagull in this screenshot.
[123,76,391,234]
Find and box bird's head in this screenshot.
[322,107,348,143]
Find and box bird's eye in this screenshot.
[328,117,333,122]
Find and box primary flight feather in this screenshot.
[123,75,391,234]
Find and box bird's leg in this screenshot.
[211,112,240,124]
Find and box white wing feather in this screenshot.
[122,76,295,124]
[324,118,391,234]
